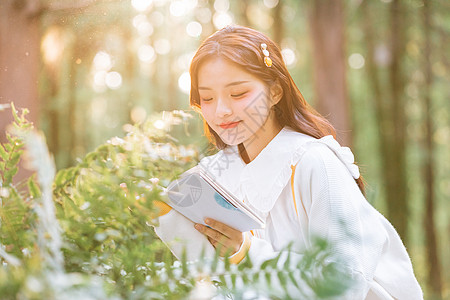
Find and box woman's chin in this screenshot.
[218,135,245,146]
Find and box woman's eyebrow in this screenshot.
[198,80,250,90]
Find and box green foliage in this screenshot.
[0,103,37,259]
[0,105,353,299]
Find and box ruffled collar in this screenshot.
[199,126,360,214]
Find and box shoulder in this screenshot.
[295,142,355,184]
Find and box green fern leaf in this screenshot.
[0,144,7,160]
[27,178,41,199]
[4,167,18,184]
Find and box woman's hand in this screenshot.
[194,218,243,257]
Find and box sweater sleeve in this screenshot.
[293,144,421,299]
[153,209,216,261]
[244,144,392,299]
[295,144,381,298]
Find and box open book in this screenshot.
[166,166,265,232]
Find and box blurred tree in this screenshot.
[308,0,352,147]
[0,0,42,185]
[0,0,41,143]
[388,0,409,244]
[422,0,443,298]
[272,0,284,46]
[236,0,250,28]
[361,0,409,245]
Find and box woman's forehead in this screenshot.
[197,57,258,88]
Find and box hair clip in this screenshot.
[261,43,272,67]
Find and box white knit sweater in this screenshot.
[154,126,423,299]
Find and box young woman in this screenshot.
[154,25,422,299]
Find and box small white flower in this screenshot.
[109,136,125,146]
[80,202,91,210]
[0,187,10,198]
[149,177,159,185]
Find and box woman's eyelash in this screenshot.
[200,91,247,101]
[231,92,247,97]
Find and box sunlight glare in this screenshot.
[263,0,279,9]
[154,39,171,55]
[154,120,165,130]
[178,72,191,95]
[186,22,202,37]
[105,72,122,89]
[281,48,296,66]
[151,11,165,26]
[93,51,113,71]
[213,12,233,29]
[214,0,229,12]
[138,45,156,62]
[137,21,154,37]
[41,27,64,65]
[131,106,147,123]
[170,1,185,17]
[195,7,212,23]
[133,14,147,28]
[94,70,107,87]
[131,0,153,12]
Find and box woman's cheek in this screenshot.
[200,105,216,125]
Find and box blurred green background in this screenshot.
[0,0,449,299]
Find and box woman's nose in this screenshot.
[215,97,232,118]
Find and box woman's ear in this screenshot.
[270,81,283,105]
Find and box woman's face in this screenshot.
[198,57,279,147]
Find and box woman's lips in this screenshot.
[219,121,241,129]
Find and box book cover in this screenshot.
[166,167,265,232]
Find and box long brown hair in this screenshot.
[189,25,365,195]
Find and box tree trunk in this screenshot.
[422,0,443,297]
[0,0,41,184]
[362,0,410,245]
[0,0,41,141]
[308,0,352,146]
[386,0,409,243]
[272,0,283,46]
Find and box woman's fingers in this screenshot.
[207,236,234,257]
[204,218,241,240]
[194,219,243,256]
[195,223,229,244]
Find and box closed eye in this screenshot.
[231,91,247,98]
[201,97,213,102]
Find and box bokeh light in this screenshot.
[178,71,191,94]
[150,11,165,26]
[131,0,153,12]
[195,7,212,23]
[138,45,156,62]
[137,20,154,37]
[93,51,113,71]
[131,106,148,123]
[154,119,165,129]
[169,1,186,17]
[186,21,202,37]
[105,72,123,89]
[213,12,233,29]
[214,0,229,12]
[281,48,296,66]
[41,27,64,65]
[348,53,365,69]
[263,0,279,9]
[154,39,171,55]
